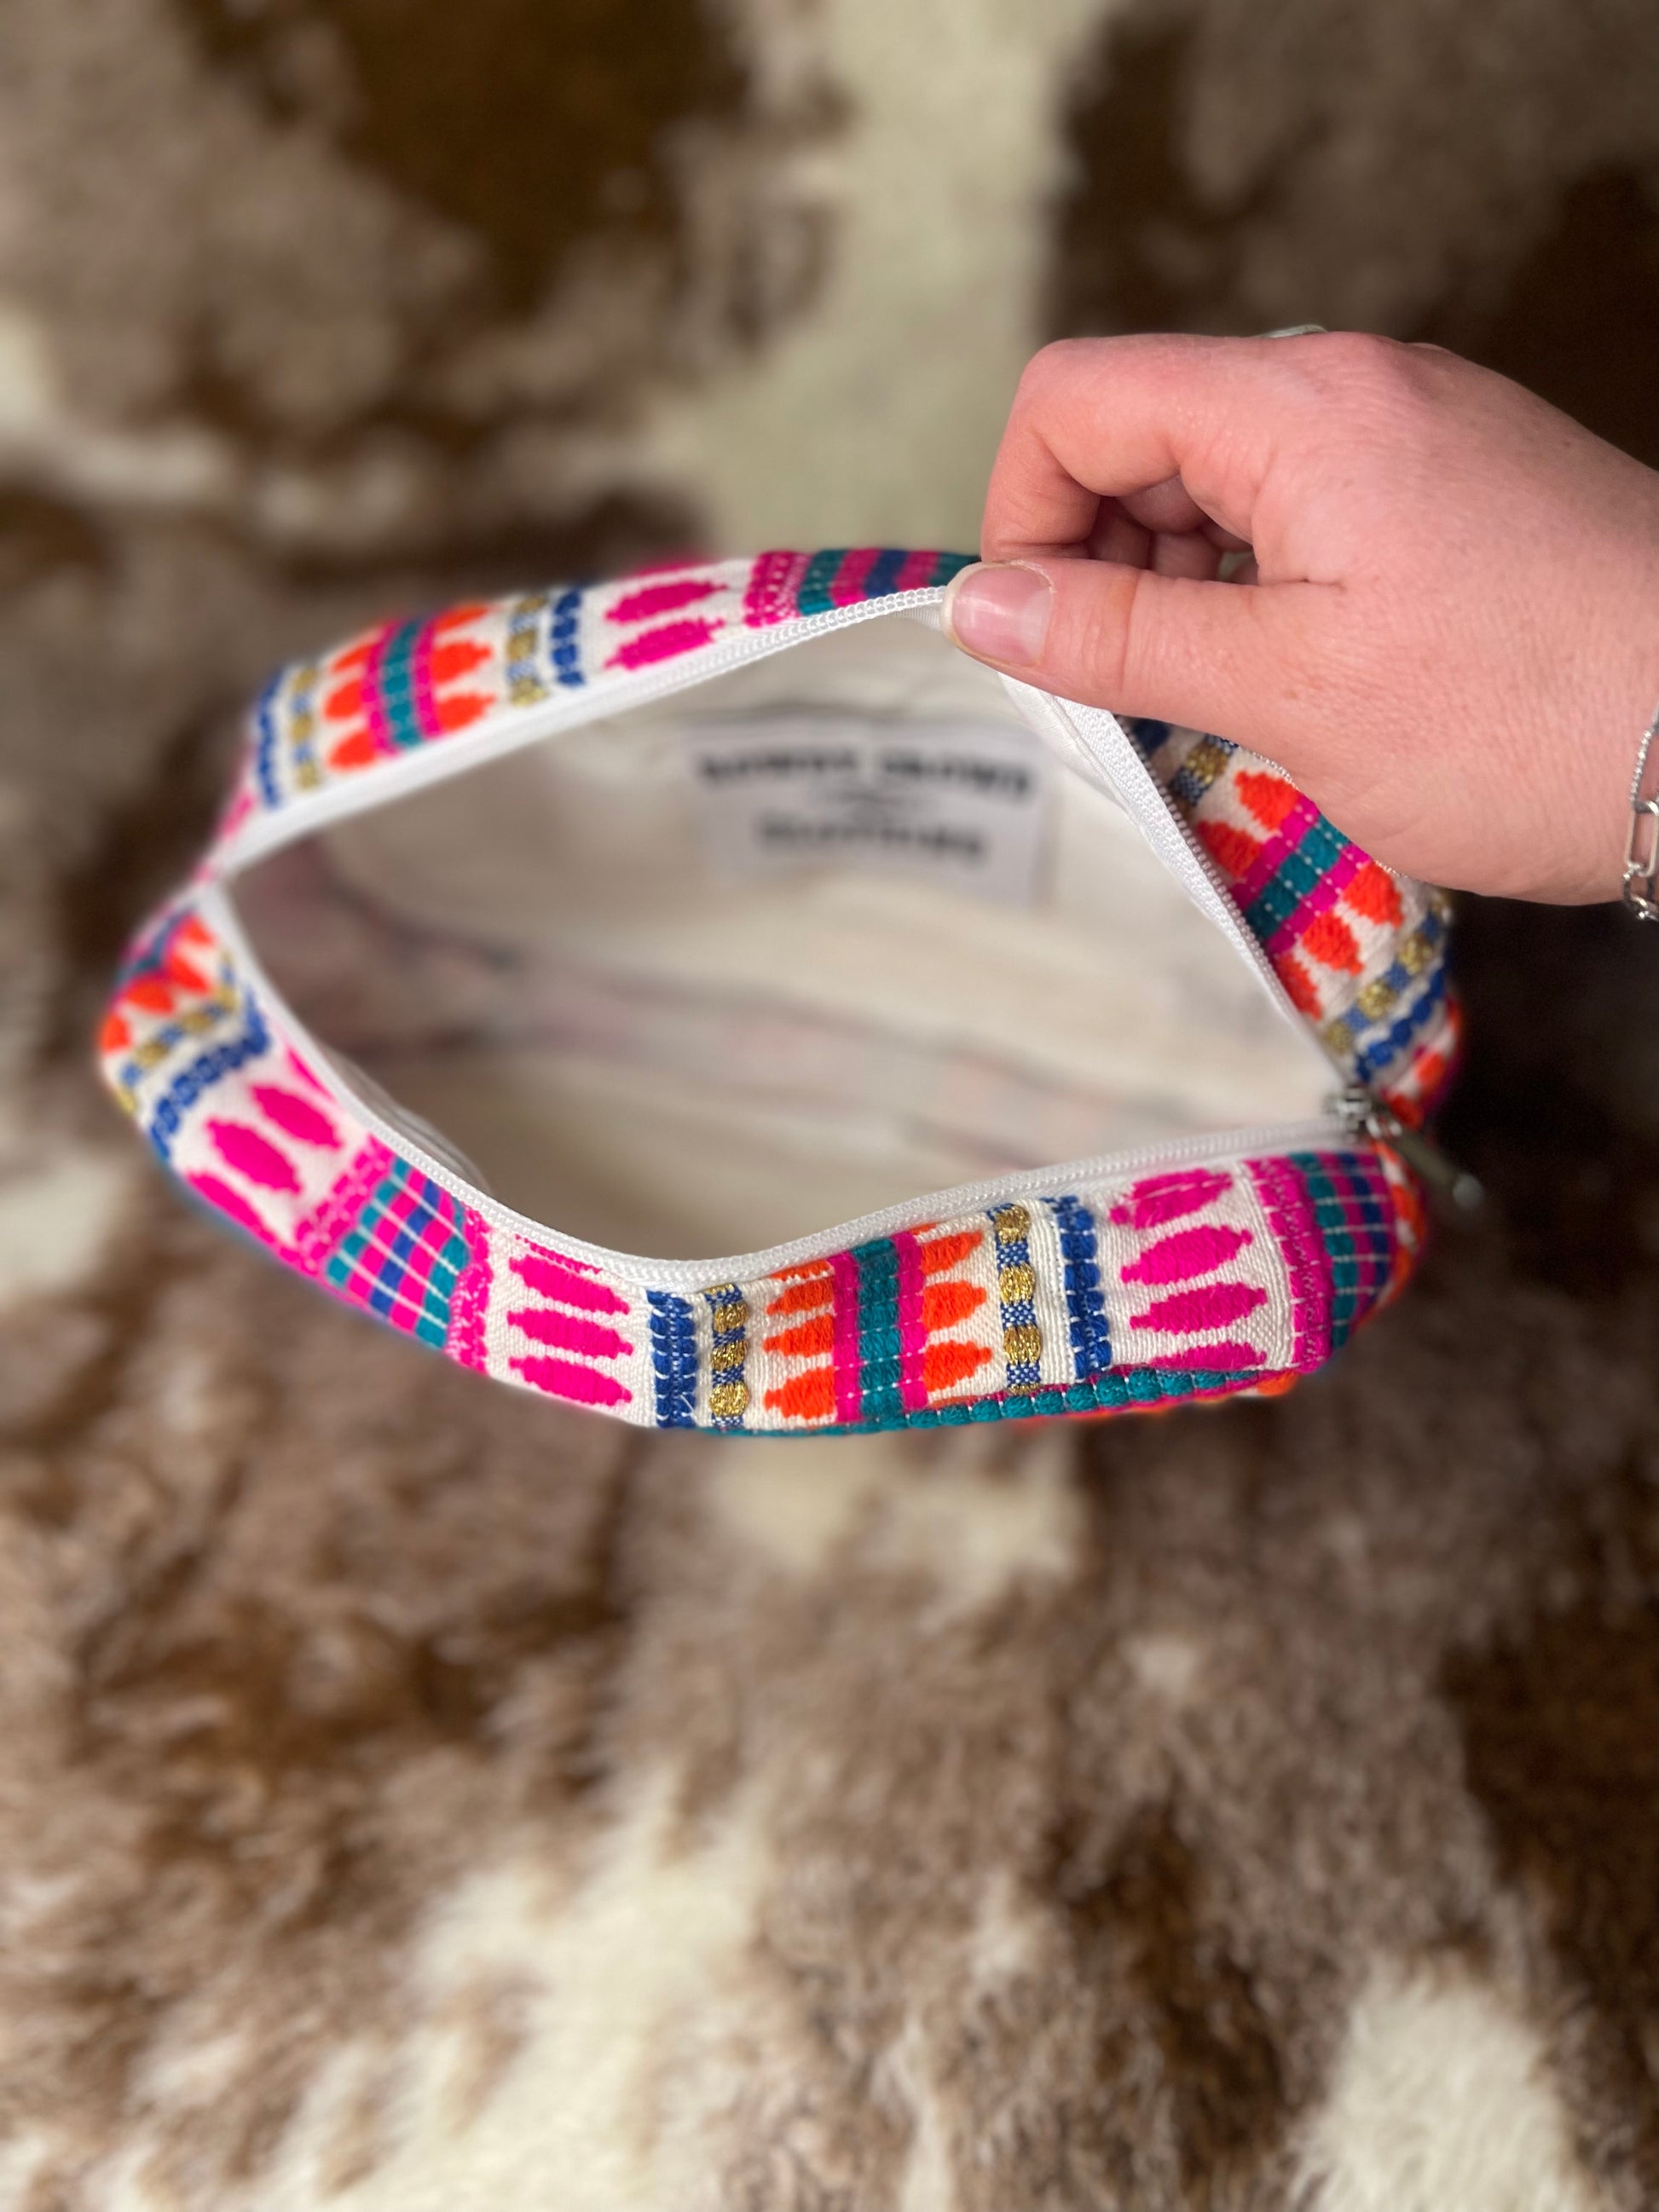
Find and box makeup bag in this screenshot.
[99,548,1460,1432]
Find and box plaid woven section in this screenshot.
[321,1158,472,1349]
[1289,1149,1395,1349]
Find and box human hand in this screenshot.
[941,333,1659,903]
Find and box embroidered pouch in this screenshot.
[99,549,1458,1432]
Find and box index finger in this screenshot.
[981,332,1316,563]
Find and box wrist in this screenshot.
[1621,705,1659,918]
[1558,569,1659,905]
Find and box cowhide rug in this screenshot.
[5,2,1659,2205]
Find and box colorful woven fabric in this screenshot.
[234,548,975,828]
[100,549,1457,1433]
[1124,717,1460,1118]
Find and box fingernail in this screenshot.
[943,563,1053,667]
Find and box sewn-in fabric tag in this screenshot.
[684,715,1053,906]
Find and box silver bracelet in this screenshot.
[1624,703,1659,921]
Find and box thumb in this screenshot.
[940,555,1333,761]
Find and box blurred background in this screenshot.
[9,0,1659,1284]
[6,3,1659,2207]
[6,0,1657,895]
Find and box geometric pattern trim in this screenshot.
[99,549,1456,1432]
[1123,716,1460,1122]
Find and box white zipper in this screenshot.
[1011,682,1338,1078]
[213,585,1337,1082]
[198,876,1361,1290]
[212,584,1328,1081]
[213,590,957,879]
[199,586,1476,1277]
[1016,686,1478,1204]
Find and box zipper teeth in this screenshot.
[1172,807,1315,1032]
[1171,806,1347,1067]
[192,589,1375,1290]
[215,588,951,881]
[217,586,1338,1087]
[197,878,1355,1291]
[1037,690,1347,1084]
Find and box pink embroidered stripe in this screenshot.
[893,1230,930,1412]
[830,1250,862,1425]
[605,616,725,671]
[293,1141,394,1271]
[743,550,810,627]
[1246,1156,1332,1370]
[1129,1281,1267,1333]
[1109,1167,1231,1233]
[448,1215,494,1372]
[360,629,396,758]
[607,576,721,625]
[830,547,881,605]
[250,1083,340,1149]
[207,1118,298,1193]
[1119,1222,1253,1285]
[511,1355,631,1407]
[510,1252,629,1315]
[1228,794,1321,912]
[1148,1339,1265,1371]
[410,627,441,742]
[508,1307,633,1362]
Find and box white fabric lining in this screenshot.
[237,617,1329,1258]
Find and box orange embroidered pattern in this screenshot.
[318,607,494,771]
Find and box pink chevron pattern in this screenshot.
[496,1244,637,1411]
[1097,1166,1293,1375]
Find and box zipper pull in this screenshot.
[1334,1086,1483,1211]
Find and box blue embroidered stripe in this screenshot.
[252,674,283,809]
[550,587,584,689]
[146,995,272,1162]
[863,547,908,598]
[1352,966,1448,1084]
[1048,1195,1112,1380]
[647,1291,697,1428]
[1325,911,1449,1049]
[1121,715,1173,762]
